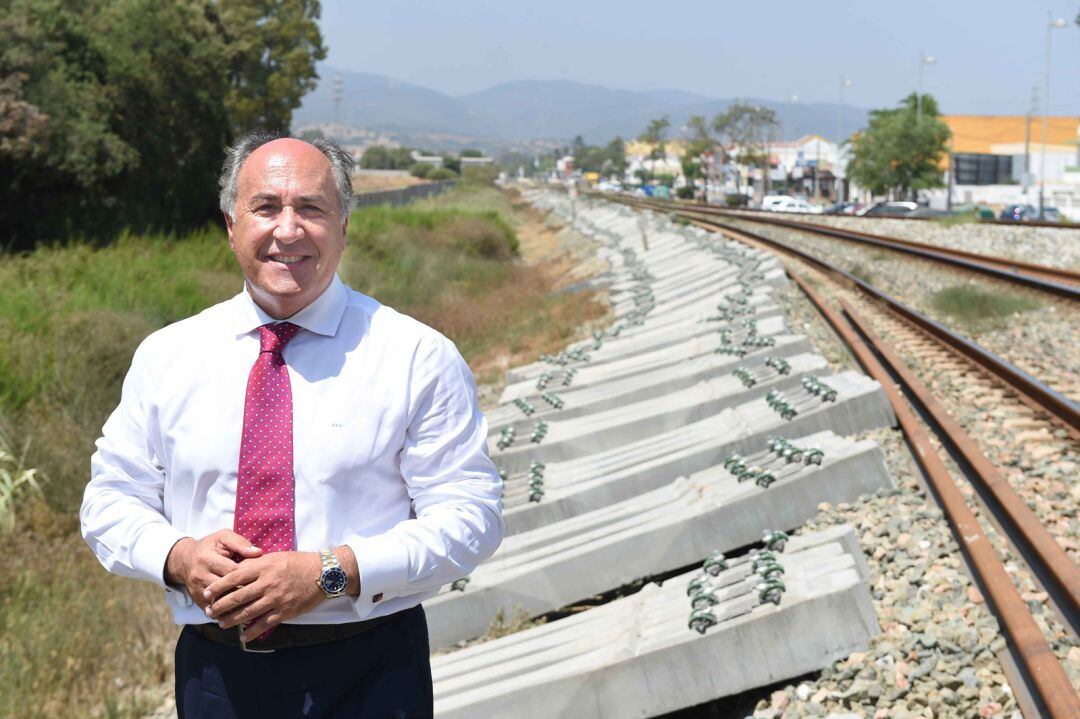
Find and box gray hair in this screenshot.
[218,131,355,222]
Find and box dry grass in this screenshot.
[352,171,430,193]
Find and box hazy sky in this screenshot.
[320,0,1080,115]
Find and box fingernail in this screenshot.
[203,589,211,599]
[204,606,213,617]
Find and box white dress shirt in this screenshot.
[81,275,504,625]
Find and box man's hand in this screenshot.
[164,530,263,611]
[203,552,324,642]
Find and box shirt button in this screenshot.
[373,593,383,603]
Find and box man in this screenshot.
[81,132,504,718]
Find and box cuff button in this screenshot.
[373,593,383,602]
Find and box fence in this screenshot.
[352,180,457,209]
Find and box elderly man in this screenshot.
[81,132,504,718]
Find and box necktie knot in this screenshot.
[259,322,300,354]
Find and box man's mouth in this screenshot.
[268,254,307,265]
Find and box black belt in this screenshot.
[189,612,401,653]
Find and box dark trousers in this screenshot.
[175,605,433,719]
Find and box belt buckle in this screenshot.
[239,626,275,654]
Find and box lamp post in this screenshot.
[1039,13,1069,218]
[837,77,852,201]
[916,51,936,124]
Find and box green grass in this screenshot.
[929,284,1042,330]
[847,262,874,285]
[0,183,605,718]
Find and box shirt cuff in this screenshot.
[343,532,409,619]
[131,522,192,601]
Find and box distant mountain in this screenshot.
[295,66,870,146]
[293,69,494,136]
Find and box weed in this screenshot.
[482,605,542,640]
[930,284,1041,329]
[848,263,874,285]
[0,431,43,533]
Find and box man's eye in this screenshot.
[256,204,276,213]
[302,205,324,214]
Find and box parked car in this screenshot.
[999,204,1038,222]
[823,201,855,215]
[773,197,823,214]
[1040,207,1064,223]
[907,207,949,218]
[761,194,795,211]
[857,201,918,217]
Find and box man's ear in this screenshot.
[224,212,236,251]
[341,214,349,237]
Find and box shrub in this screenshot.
[675,186,695,200]
[428,167,457,181]
[408,163,433,178]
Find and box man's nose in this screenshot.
[273,206,304,243]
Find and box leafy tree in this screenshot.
[0,0,326,247]
[211,0,327,134]
[638,116,670,180]
[604,137,628,177]
[441,154,461,174]
[1,0,232,245]
[847,93,950,198]
[360,145,413,170]
[713,103,778,193]
[460,148,484,158]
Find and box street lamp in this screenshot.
[916,51,936,123]
[1039,13,1069,217]
[836,78,853,200]
[785,94,799,141]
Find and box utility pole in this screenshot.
[1024,85,1038,196]
[916,51,936,124]
[1040,13,1069,218]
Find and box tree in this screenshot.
[460,149,484,158]
[847,92,951,199]
[682,115,715,198]
[713,103,778,195]
[211,0,327,135]
[638,116,670,180]
[360,145,413,170]
[0,0,327,247]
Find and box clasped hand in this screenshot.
[166,530,324,642]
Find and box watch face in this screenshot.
[322,567,348,595]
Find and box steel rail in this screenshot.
[679,215,1080,438]
[791,275,1080,719]
[646,196,1078,230]
[682,204,1080,287]
[615,195,1080,298]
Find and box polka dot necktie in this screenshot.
[235,322,301,554]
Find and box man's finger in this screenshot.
[218,596,273,630]
[204,553,241,579]
[204,563,258,603]
[215,531,262,558]
[240,613,278,643]
[205,580,261,620]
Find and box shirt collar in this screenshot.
[231,274,348,338]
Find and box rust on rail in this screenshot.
[791,274,1080,719]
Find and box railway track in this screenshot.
[664,199,1077,230]
[601,199,1080,717]
[611,195,1080,300]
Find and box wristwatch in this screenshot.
[316,549,348,599]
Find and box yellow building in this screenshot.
[941,115,1079,184]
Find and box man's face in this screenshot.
[226,138,348,319]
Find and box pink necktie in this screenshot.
[235,322,300,553]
